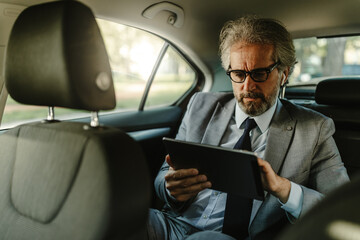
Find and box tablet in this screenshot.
[163,137,264,200]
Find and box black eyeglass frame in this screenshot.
[226,61,280,83]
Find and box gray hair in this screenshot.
[219,16,296,75]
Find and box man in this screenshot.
[147,16,349,240]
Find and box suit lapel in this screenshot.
[263,100,297,174]
[201,98,236,146]
[250,100,297,228]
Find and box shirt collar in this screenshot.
[235,99,278,133]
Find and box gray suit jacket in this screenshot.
[154,92,349,239]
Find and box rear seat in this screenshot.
[293,77,360,179]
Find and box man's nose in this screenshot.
[242,75,256,91]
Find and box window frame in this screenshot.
[138,41,199,111]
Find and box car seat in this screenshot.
[1,1,151,239]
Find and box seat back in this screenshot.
[1,1,150,239]
[277,175,360,240]
[311,77,360,179]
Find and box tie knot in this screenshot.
[244,118,257,133]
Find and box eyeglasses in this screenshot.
[226,61,280,83]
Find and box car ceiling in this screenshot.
[2,0,360,72]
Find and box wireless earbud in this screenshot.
[281,74,286,86]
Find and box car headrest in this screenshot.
[5,1,116,111]
[315,77,360,105]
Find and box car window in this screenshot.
[98,19,165,109]
[145,46,196,109]
[1,18,197,129]
[289,36,360,85]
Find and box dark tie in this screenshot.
[222,118,257,239]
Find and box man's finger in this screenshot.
[169,181,212,196]
[165,154,174,168]
[166,174,208,190]
[174,193,198,202]
[165,168,199,181]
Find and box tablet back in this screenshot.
[163,137,264,200]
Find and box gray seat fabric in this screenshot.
[1,1,151,239]
[277,175,360,240]
[305,77,360,179]
[6,0,116,110]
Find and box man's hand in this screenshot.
[164,155,212,202]
[257,158,291,203]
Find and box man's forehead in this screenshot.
[229,42,275,67]
[230,41,274,52]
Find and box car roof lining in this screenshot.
[2,0,360,82]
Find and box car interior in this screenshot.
[0,0,359,239]
[1,1,150,239]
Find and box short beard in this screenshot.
[237,87,279,116]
